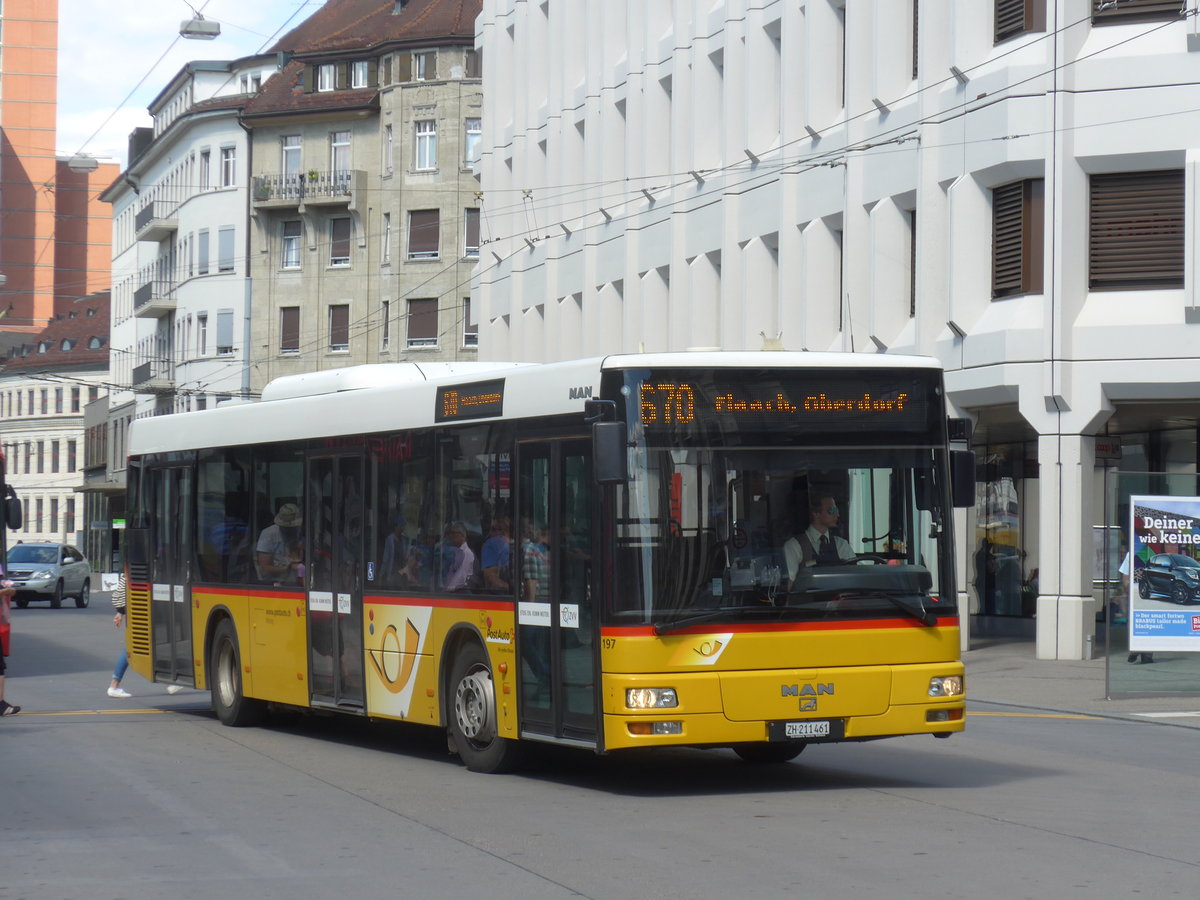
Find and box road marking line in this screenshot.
[969,711,1100,720]
[17,709,172,717]
[1134,711,1200,719]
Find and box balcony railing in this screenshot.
[131,360,175,395]
[252,170,363,206]
[132,280,177,319]
[135,201,179,242]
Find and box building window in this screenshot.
[71,387,80,413]
[50,498,58,534]
[330,217,352,266]
[317,63,336,91]
[383,124,394,175]
[54,388,63,414]
[995,0,1045,43]
[1089,170,1184,291]
[407,209,440,259]
[463,297,478,347]
[381,299,391,350]
[1092,0,1183,25]
[351,60,371,88]
[464,208,480,258]
[330,130,351,175]
[51,440,59,473]
[198,314,208,355]
[282,220,302,269]
[216,309,235,355]
[66,498,75,535]
[465,118,481,168]
[329,304,350,351]
[199,149,211,190]
[35,498,43,533]
[36,441,44,474]
[992,179,1044,298]
[198,229,210,274]
[40,389,47,414]
[218,226,236,273]
[220,147,236,187]
[465,49,482,79]
[282,135,301,178]
[382,212,392,263]
[414,51,436,81]
[415,120,437,171]
[407,298,438,348]
[280,307,300,353]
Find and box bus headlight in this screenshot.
[626,687,678,709]
[928,676,964,697]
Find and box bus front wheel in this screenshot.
[448,643,523,773]
[211,619,265,727]
[732,742,806,764]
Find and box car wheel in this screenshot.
[210,619,266,727]
[1171,582,1189,604]
[50,580,63,609]
[1138,579,1151,600]
[75,581,90,608]
[447,642,524,773]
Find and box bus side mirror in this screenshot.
[950,450,976,508]
[593,421,629,485]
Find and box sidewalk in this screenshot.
[965,638,1200,729]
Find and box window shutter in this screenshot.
[336,63,348,90]
[992,179,1044,299]
[464,208,480,253]
[216,309,234,353]
[1090,170,1184,291]
[408,298,438,344]
[1093,0,1183,25]
[280,307,300,352]
[397,52,412,82]
[367,59,378,86]
[465,49,482,79]
[383,55,393,84]
[330,217,352,264]
[329,304,350,349]
[304,65,315,93]
[408,209,440,256]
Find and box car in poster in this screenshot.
[1137,553,1200,604]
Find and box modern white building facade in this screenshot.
[475,0,1200,659]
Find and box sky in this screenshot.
[56,0,319,165]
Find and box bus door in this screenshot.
[148,465,194,684]
[517,440,597,744]
[307,452,366,711]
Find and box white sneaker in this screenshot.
[107,687,132,698]
[165,685,184,695]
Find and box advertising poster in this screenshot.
[1128,495,1200,653]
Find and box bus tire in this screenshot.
[732,743,806,764]
[210,619,265,727]
[448,643,523,773]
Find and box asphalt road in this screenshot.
[3,598,1197,899]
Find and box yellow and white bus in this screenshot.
[124,352,973,771]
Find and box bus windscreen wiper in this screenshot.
[653,605,772,636]
[835,590,938,627]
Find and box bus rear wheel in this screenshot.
[732,743,807,764]
[211,619,265,727]
[448,643,523,773]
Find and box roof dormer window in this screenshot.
[317,63,336,92]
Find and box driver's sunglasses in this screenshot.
[825,505,839,515]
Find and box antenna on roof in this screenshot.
[180,1,220,40]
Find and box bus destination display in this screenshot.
[435,378,506,422]
[630,369,939,439]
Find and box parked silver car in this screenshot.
[7,542,92,608]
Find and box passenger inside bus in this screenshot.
[255,503,304,585]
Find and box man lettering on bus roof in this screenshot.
[783,494,855,588]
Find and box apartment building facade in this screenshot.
[475,0,1200,659]
[243,0,483,394]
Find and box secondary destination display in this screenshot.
[435,378,506,422]
[627,368,940,442]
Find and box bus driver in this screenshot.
[784,494,855,588]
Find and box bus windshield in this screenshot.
[612,445,953,628]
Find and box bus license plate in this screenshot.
[767,719,843,742]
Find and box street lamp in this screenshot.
[180,2,220,40]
